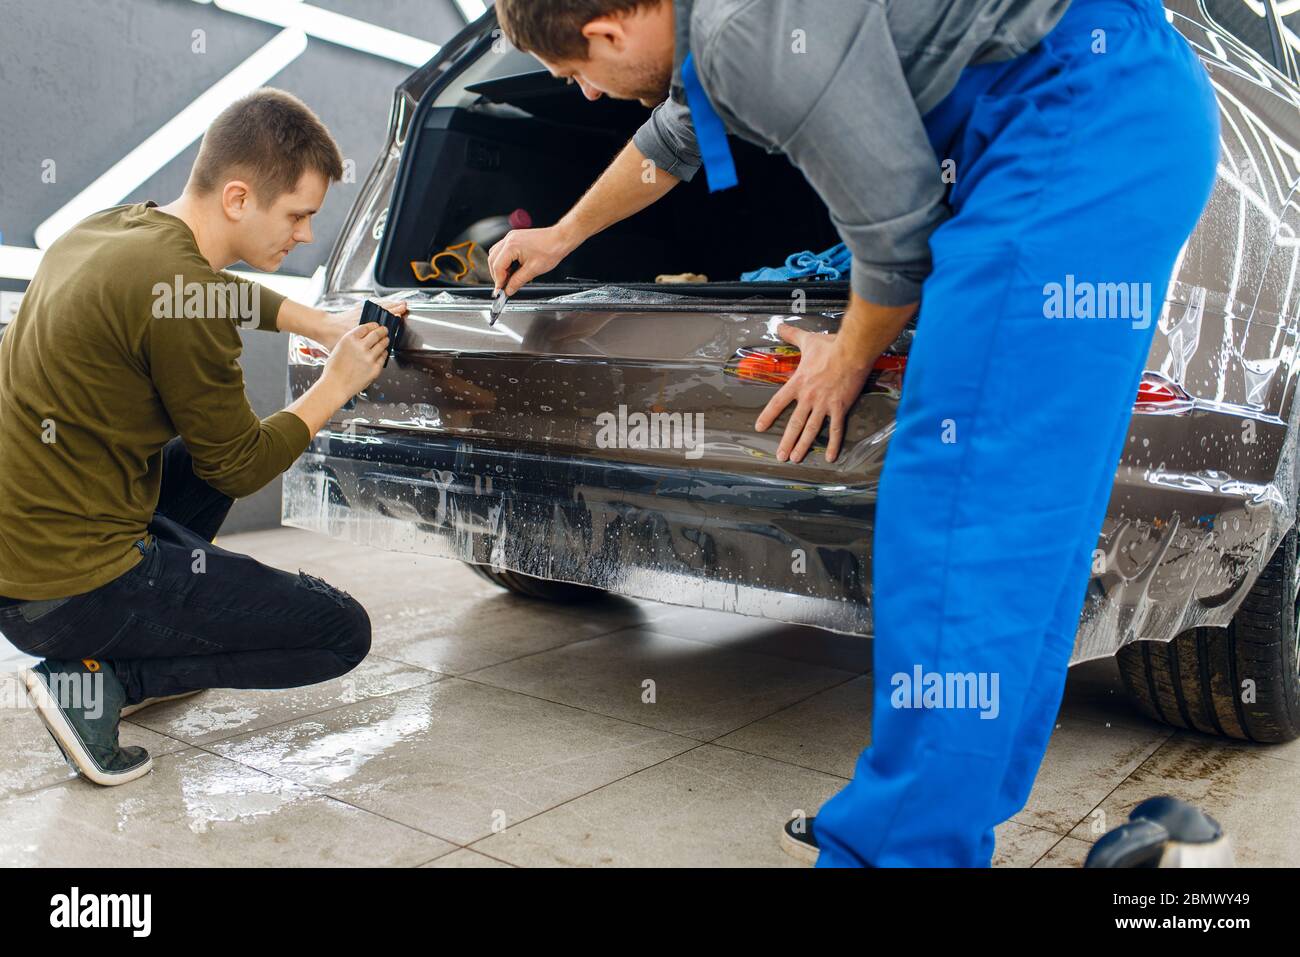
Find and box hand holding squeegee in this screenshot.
[358,298,405,367]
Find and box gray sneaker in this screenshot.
[23,658,153,786]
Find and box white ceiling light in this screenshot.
[226,267,316,301]
[0,241,315,302]
[0,246,45,282]
[34,28,308,249]
[209,0,438,67]
[453,0,488,21]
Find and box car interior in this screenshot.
[374,62,849,301]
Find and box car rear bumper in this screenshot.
[282,417,1294,665]
[283,431,875,635]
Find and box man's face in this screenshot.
[541,51,672,107]
[229,169,329,272]
[535,10,674,108]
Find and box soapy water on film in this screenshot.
[282,451,870,635]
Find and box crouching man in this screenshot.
[0,88,405,785]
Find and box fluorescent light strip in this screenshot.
[226,268,315,301]
[34,28,308,250]
[453,0,488,22]
[0,246,45,282]
[210,0,438,67]
[0,243,315,301]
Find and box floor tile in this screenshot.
[468,629,858,741]
[370,594,650,676]
[992,821,1070,867]
[209,679,697,845]
[1032,835,1095,868]
[715,675,872,777]
[125,655,440,745]
[421,848,515,868]
[471,744,845,867]
[0,747,454,866]
[1009,714,1171,834]
[1064,733,1300,866]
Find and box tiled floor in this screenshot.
[2,527,1297,867]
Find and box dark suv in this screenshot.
[285,0,1300,742]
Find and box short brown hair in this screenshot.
[189,88,344,203]
[496,0,660,62]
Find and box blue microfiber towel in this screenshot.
[741,242,851,282]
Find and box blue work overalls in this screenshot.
[685,0,1221,866]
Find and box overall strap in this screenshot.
[681,52,739,192]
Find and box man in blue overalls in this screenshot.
[490,0,1220,866]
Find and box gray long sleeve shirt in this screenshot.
[632,0,1072,305]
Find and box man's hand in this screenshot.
[754,295,918,465]
[320,321,391,399]
[488,226,579,296]
[287,322,391,436]
[275,298,409,350]
[318,301,408,351]
[482,140,682,298]
[754,325,876,465]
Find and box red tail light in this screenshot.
[291,336,329,366]
[728,345,802,384]
[727,348,1192,415]
[726,345,907,387]
[1133,371,1194,414]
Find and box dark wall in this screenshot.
[0,0,476,532]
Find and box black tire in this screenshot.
[464,562,610,604]
[1117,527,1300,743]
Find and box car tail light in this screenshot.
[725,345,907,387]
[727,345,802,384]
[1133,371,1194,414]
[727,348,1193,415]
[289,334,329,366]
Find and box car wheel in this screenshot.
[1117,527,1300,742]
[464,563,610,603]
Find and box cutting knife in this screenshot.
[489,260,521,327]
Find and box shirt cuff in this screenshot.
[632,123,702,183]
[850,256,925,307]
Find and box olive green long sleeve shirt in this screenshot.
[0,201,311,599]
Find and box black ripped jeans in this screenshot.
[0,437,371,705]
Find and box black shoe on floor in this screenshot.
[782,815,819,864]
